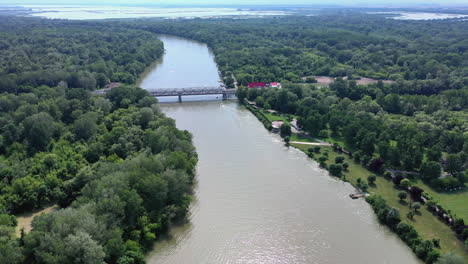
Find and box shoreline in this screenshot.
[241,100,468,261]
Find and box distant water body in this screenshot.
[20,5,289,20]
[369,12,468,20]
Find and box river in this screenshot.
[141,35,421,263]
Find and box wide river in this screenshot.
[141,35,420,263]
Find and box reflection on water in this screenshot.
[141,35,421,264]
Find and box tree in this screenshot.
[342,162,349,171]
[398,191,407,201]
[411,202,422,212]
[330,78,348,98]
[63,231,106,264]
[407,211,415,220]
[382,94,402,114]
[400,179,411,189]
[23,112,56,150]
[360,183,369,192]
[280,123,291,137]
[446,154,462,175]
[74,113,98,140]
[335,156,345,164]
[367,175,376,185]
[386,208,401,228]
[329,164,342,177]
[420,161,441,181]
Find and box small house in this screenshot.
[270,82,282,88]
[271,121,284,133]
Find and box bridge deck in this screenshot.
[93,87,237,97]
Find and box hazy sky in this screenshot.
[2,0,468,6]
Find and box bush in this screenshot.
[329,164,342,177]
[318,129,329,138]
[342,162,349,171]
[280,123,292,137]
[400,179,411,189]
[367,175,376,184]
[335,156,345,164]
[398,191,407,201]
[411,202,422,212]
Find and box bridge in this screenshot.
[147,87,237,102]
[94,86,237,102]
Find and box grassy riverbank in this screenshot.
[242,100,467,260]
[291,143,468,259]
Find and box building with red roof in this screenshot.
[248,82,265,88]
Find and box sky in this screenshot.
[2,0,468,6]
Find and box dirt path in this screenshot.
[15,205,58,236]
[290,141,332,146]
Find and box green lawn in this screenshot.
[261,110,298,124]
[290,133,317,143]
[412,179,468,221]
[291,143,468,259]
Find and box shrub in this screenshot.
[335,156,345,164]
[411,202,422,212]
[314,146,321,153]
[400,179,411,189]
[398,191,407,201]
[329,164,342,177]
[342,162,349,171]
[367,175,376,184]
[318,129,329,138]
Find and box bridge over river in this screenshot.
[94,87,237,102]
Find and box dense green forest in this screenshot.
[0,17,197,263]
[0,17,164,93]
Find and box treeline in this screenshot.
[367,195,440,263]
[125,14,467,95]
[0,17,198,264]
[0,17,164,93]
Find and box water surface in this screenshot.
[369,11,468,20]
[141,35,421,264]
[21,5,288,20]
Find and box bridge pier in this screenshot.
[178,94,182,103]
[222,93,227,100]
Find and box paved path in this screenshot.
[290,141,332,146]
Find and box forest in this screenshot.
[0,17,197,264]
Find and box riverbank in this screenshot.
[242,101,468,260]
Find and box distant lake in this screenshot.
[369,11,468,20]
[20,5,289,20]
